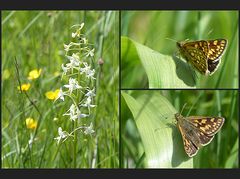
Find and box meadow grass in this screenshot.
[2,11,119,168]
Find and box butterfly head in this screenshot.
[176,39,190,49]
[176,41,183,49]
[175,113,182,121]
[175,103,187,121]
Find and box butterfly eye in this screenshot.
[175,113,180,120]
[176,42,181,48]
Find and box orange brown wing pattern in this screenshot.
[186,116,225,136]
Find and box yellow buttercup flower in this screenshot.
[17,83,31,91]
[25,118,37,130]
[45,89,60,100]
[28,69,42,80]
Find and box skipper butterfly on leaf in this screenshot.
[177,39,227,75]
[175,111,224,157]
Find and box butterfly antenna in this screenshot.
[180,103,187,115]
[165,37,177,43]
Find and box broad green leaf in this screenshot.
[121,36,196,88]
[122,91,193,168]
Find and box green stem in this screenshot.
[197,11,201,39]
[73,70,82,168]
[73,121,77,168]
[215,90,221,165]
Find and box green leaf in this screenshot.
[122,91,193,168]
[121,36,196,88]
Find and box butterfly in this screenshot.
[177,39,227,75]
[175,112,225,157]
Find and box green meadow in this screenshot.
[2,11,119,168]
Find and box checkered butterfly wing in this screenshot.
[186,116,225,135]
[206,39,227,74]
[177,40,209,75]
[177,39,227,75]
[176,114,225,157]
[206,39,228,61]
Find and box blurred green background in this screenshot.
[2,11,119,168]
[121,11,238,88]
[121,90,238,168]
